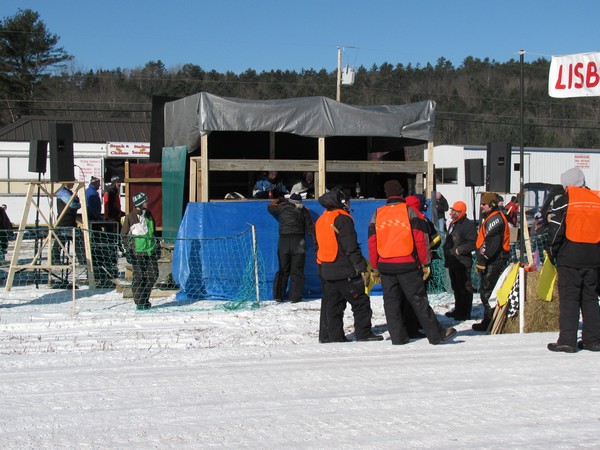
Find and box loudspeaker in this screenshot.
[28,140,48,173]
[464,158,484,187]
[49,123,74,182]
[150,95,181,163]
[486,142,511,192]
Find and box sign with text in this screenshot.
[549,52,600,98]
[106,142,150,158]
[574,154,590,169]
[74,158,103,182]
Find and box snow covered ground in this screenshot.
[1,287,599,449]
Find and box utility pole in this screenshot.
[336,46,342,102]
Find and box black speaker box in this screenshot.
[28,140,48,173]
[150,95,181,163]
[464,158,484,187]
[486,142,511,192]
[49,123,74,182]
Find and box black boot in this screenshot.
[472,304,492,332]
[357,333,384,342]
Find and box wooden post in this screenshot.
[200,134,209,202]
[336,47,342,102]
[415,173,424,195]
[124,161,130,215]
[189,157,199,202]
[77,182,95,288]
[318,137,326,197]
[71,227,77,314]
[426,141,435,198]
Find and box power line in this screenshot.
[435,116,600,131]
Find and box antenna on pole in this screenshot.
[336,46,358,102]
[342,65,356,86]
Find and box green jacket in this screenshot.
[121,209,156,255]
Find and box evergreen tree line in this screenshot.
[2,9,599,148]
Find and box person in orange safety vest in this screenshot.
[472,192,510,332]
[546,167,600,353]
[315,187,382,343]
[368,180,456,345]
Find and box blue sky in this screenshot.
[3,0,600,74]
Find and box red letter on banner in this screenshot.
[586,62,599,88]
[574,63,584,88]
[555,65,566,90]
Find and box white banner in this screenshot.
[106,142,150,158]
[549,52,600,98]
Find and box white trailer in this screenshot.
[429,145,600,220]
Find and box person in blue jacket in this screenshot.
[85,177,103,221]
[52,183,86,265]
[253,171,289,199]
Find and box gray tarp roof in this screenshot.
[164,92,436,152]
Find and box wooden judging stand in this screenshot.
[5,181,96,290]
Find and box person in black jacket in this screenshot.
[443,200,477,321]
[472,192,511,331]
[436,191,449,233]
[0,204,13,263]
[268,193,317,303]
[403,195,442,338]
[546,168,600,352]
[315,188,382,343]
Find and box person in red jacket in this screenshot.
[368,180,456,345]
[504,196,519,227]
[104,176,124,224]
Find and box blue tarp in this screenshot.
[172,200,387,300]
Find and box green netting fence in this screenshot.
[0,225,548,313]
[0,225,267,314]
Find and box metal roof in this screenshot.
[0,116,151,143]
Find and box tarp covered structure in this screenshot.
[164,92,436,152]
[172,200,386,301]
[165,93,437,301]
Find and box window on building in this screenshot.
[435,167,458,184]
